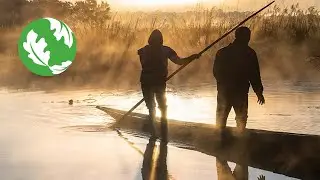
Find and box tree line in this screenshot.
[0,0,110,27]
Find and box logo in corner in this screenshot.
[18,18,77,76]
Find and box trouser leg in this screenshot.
[141,84,157,136]
[160,115,168,143]
[155,84,168,141]
[141,84,156,110]
[155,83,167,119]
[148,109,157,136]
[216,91,232,143]
[233,93,249,132]
[216,91,232,130]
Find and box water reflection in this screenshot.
[0,88,314,180]
[142,138,169,180]
[216,157,248,180]
[142,138,156,180]
[142,117,169,180]
[216,158,270,180]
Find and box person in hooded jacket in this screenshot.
[213,26,265,132]
[138,29,201,138]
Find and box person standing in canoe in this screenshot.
[213,26,265,132]
[138,29,201,139]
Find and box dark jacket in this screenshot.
[213,42,264,95]
[138,45,178,85]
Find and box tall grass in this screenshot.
[0,1,319,90]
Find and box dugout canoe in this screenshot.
[96,106,320,179]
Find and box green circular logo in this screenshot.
[18,18,76,76]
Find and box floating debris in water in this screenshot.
[308,106,320,109]
[69,99,73,105]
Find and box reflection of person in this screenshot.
[216,157,248,180]
[213,26,265,132]
[141,137,156,180]
[141,137,169,180]
[138,29,200,137]
[216,158,266,180]
[142,116,169,180]
[156,139,169,180]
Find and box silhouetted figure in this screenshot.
[216,158,248,180]
[138,29,200,137]
[213,27,265,132]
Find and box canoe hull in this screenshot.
[97,106,320,179]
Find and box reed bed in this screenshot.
[0,0,319,89]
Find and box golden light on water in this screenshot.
[65,87,320,135]
[165,93,217,123]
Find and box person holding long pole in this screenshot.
[138,29,201,139]
[116,1,275,138]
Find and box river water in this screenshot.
[0,81,319,180]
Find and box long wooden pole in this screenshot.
[117,1,275,122]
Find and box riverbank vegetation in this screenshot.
[0,0,319,89]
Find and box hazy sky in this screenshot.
[83,0,320,11]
